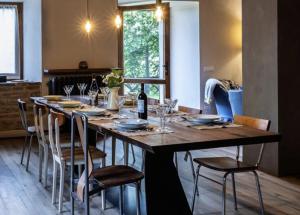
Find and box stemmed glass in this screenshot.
[88,90,98,107]
[100,87,110,105]
[77,83,87,97]
[63,85,74,100]
[118,96,127,117]
[155,104,170,132]
[164,98,178,122]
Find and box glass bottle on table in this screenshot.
[89,76,99,106]
[137,83,148,120]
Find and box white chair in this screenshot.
[48,109,106,213]
[33,102,49,187]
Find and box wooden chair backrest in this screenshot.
[178,106,202,114]
[33,102,47,144]
[234,115,270,131]
[233,115,271,167]
[148,98,160,105]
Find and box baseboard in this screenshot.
[0,130,26,138]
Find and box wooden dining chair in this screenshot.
[48,109,106,213]
[33,102,50,186]
[191,115,271,215]
[71,111,144,215]
[176,106,202,181]
[17,99,36,171]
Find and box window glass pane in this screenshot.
[123,10,160,79]
[0,7,16,74]
[124,83,163,100]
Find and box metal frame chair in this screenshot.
[70,111,144,215]
[17,99,36,171]
[191,115,271,215]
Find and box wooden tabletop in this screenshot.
[31,97,280,153]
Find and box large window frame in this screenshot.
[0,2,23,79]
[118,3,170,98]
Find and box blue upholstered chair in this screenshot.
[213,85,243,122]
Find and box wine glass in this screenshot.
[63,85,74,100]
[82,83,87,97]
[77,83,84,97]
[88,90,98,107]
[164,98,178,122]
[128,92,138,107]
[155,104,170,132]
[100,87,110,105]
[118,96,127,117]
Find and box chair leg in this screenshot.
[231,173,238,210]
[131,144,136,164]
[58,163,65,213]
[141,149,145,172]
[119,185,124,215]
[101,190,106,210]
[123,141,129,166]
[253,171,265,215]
[52,160,58,204]
[174,152,178,171]
[191,165,201,214]
[43,146,49,187]
[20,134,28,164]
[38,144,43,182]
[26,134,34,171]
[222,173,229,215]
[112,137,116,165]
[185,151,199,196]
[136,182,141,215]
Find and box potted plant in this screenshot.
[103,68,124,110]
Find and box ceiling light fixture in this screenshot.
[84,0,92,33]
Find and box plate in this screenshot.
[58,100,81,108]
[115,119,148,130]
[43,95,63,101]
[184,114,220,123]
[77,107,106,116]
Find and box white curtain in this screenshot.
[0,5,20,77]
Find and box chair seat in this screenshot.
[60,146,106,161]
[193,157,257,172]
[93,165,144,189]
[27,126,36,133]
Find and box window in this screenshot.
[119,4,170,100]
[0,3,23,79]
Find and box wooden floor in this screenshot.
[1,138,300,215]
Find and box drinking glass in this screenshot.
[128,92,138,107]
[82,83,87,97]
[100,87,110,105]
[164,98,178,122]
[118,96,127,117]
[63,85,74,100]
[156,104,170,132]
[77,83,86,97]
[88,90,98,107]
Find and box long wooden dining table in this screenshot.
[31,96,280,215]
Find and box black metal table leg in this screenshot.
[144,151,192,215]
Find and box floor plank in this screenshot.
[0,138,300,215]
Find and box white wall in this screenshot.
[23,0,42,81]
[2,0,42,81]
[170,1,200,109]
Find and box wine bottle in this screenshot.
[90,76,99,106]
[138,83,148,120]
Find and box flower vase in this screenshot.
[107,87,120,110]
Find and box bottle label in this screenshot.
[137,99,145,113]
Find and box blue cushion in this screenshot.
[228,89,243,116]
[213,85,233,122]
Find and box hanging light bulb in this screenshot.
[85,19,92,33]
[84,0,92,34]
[115,13,122,29]
[155,0,163,22]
